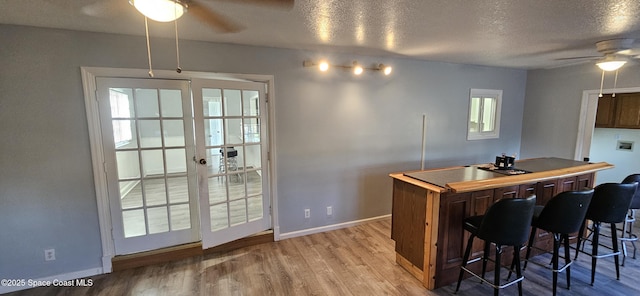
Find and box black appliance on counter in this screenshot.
[495,154,515,169]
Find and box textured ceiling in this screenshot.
[3,0,640,69]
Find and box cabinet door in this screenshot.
[519,183,536,198]
[595,94,616,127]
[576,173,594,190]
[494,185,519,200]
[558,176,577,193]
[536,179,558,205]
[615,93,640,128]
[439,192,472,270]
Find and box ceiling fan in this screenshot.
[556,38,639,71]
[129,0,294,33]
[84,0,294,76]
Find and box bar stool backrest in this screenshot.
[622,174,640,210]
[586,183,638,223]
[477,195,536,246]
[535,189,594,234]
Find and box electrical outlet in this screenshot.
[44,249,56,261]
[326,206,332,216]
[304,208,310,219]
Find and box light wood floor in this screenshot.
[8,218,640,296]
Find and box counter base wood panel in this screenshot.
[390,158,612,290]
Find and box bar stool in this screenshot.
[522,189,594,296]
[575,182,638,285]
[620,174,640,265]
[455,195,536,296]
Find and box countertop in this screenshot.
[395,157,613,193]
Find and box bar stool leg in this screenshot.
[576,221,586,260]
[523,227,537,271]
[611,222,621,280]
[482,241,490,279]
[552,234,560,296]
[591,222,601,285]
[456,234,475,293]
[513,245,523,296]
[494,244,503,296]
[563,234,572,290]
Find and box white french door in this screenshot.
[192,79,271,249]
[95,76,271,255]
[97,77,200,255]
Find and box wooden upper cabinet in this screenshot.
[615,93,640,128]
[595,94,616,127]
[596,93,640,129]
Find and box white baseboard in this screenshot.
[0,267,103,294]
[278,214,391,240]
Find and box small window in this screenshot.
[467,89,502,140]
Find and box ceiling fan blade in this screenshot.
[209,0,294,9]
[189,1,245,33]
[554,56,600,61]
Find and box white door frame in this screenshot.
[81,67,280,273]
[575,86,640,161]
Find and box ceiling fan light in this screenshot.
[318,61,330,72]
[596,60,627,71]
[379,64,392,75]
[353,62,363,75]
[131,0,185,22]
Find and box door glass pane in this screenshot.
[144,179,167,206]
[246,169,262,196]
[203,89,222,116]
[223,89,242,116]
[112,120,138,148]
[228,176,246,201]
[166,148,186,174]
[244,145,261,170]
[225,119,243,145]
[116,151,141,179]
[123,209,146,237]
[205,148,221,175]
[221,146,241,174]
[120,181,142,209]
[243,118,260,143]
[167,177,188,203]
[204,119,223,146]
[147,207,169,234]
[210,203,229,231]
[243,90,260,116]
[170,204,191,230]
[229,199,247,226]
[110,88,134,118]
[163,120,185,147]
[141,149,164,176]
[160,89,183,117]
[139,120,162,148]
[136,89,159,118]
[248,195,263,221]
[208,176,227,204]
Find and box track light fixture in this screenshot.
[303,60,393,76]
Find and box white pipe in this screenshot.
[421,114,426,170]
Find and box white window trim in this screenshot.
[467,88,502,140]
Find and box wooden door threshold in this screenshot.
[111,230,274,271]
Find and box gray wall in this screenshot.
[590,128,640,184]
[521,62,640,160]
[0,24,527,281]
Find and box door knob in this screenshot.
[199,158,207,165]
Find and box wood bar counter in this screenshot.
[389,157,613,290]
